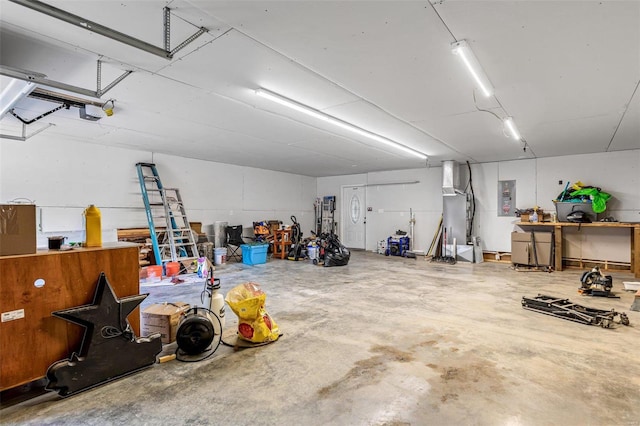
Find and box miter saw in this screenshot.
[579,266,619,298]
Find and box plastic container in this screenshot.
[48,236,66,250]
[307,244,318,261]
[208,278,226,329]
[165,261,180,277]
[214,247,227,265]
[147,265,162,282]
[555,201,596,222]
[83,204,102,247]
[240,243,268,265]
[623,282,640,291]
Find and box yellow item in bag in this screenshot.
[225,282,280,343]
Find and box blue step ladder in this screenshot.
[135,162,199,265]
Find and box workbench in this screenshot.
[0,242,140,391]
[516,222,640,278]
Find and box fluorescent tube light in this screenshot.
[255,88,427,160]
[255,88,329,122]
[451,40,494,97]
[0,79,36,119]
[504,117,522,140]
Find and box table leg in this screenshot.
[554,225,563,271]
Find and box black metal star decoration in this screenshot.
[46,272,162,397]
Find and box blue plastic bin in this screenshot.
[241,243,269,265]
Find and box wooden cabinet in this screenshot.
[0,243,140,391]
[511,232,553,267]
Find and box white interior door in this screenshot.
[341,185,366,249]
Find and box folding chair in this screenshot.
[225,225,244,262]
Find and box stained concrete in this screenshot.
[2,251,639,425]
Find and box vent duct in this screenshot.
[442,160,460,196]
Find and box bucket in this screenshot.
[83,204,102,247]
[165,261,180,277]
[48,236,66,250]
[214,247,227,265]
[147,265,163,282]
[307,244,318,261]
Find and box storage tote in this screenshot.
[240,243,269,265]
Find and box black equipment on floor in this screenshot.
[320,233,350,267]
[225,225,244,262]
[579,266,618,298]
[287,215,304,261]
[175,306,222,361]
[521,294,629,328]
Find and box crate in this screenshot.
[241,243,269,265]
[554,201,596,222]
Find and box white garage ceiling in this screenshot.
[1,0,638,177]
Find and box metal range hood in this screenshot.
[442,160,461,196]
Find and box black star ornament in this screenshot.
[46,272,162,396]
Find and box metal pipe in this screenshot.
[10,0,171,58]
[409,208,415,251]
[364,181,420,187]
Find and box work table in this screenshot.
[515,221,640,277]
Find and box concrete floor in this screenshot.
[2,251,639,425]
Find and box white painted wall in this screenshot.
[2,133,637,260]
[318,150,640,260]
[0,136,316,248]
[316,168,444,253]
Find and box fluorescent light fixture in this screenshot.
[255,88,427,160]
[504,117,522,140]
[0,79,36,119]
[451,40,494,97]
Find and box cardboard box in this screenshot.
[0,204,36,256]
[141,302,190,344]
